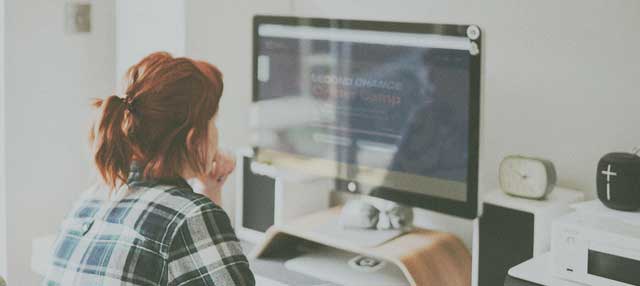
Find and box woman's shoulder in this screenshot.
[123,183,223,238]
[145,185,236,249]
[68,182,224,246]
[154,185,223,215]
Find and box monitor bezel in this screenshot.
[252,15,481,219]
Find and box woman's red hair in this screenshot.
[91,52,223,188]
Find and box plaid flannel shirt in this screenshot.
[43,166,255,286]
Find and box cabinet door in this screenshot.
[478,203,534,286]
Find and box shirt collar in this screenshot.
[126,161,191,190]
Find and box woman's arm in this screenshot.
[198,152,236,205]
[167,202,255,286]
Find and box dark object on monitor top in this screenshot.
[251,15,481,219]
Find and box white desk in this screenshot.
[507,253,586,286]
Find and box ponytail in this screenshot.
[93,95,133,188]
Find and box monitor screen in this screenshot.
[251,16,481,218]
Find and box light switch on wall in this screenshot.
[65,2,91,33]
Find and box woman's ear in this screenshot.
[185,127,209,161]
[185,127,197,152]
[184,126,213,177]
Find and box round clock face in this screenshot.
[499,156,549,199]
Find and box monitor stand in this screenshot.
[310,219,405,248]
[252,206,472,286]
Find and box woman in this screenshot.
[43,52,255,286]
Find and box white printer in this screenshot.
[551,201,640,286]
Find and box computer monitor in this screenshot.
[251,16,481,219]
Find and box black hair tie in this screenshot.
[123,97,136,114]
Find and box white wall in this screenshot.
[115,0,185,83]
[186,0,293,222]
[186,0,640,248]
[0,0,7,279]
[4,0,115,284]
